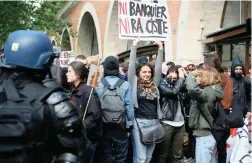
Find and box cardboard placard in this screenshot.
[87,64,104,88]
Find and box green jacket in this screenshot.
[186,72,224,136]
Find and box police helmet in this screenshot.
[3,30,54,70]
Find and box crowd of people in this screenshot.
[0,30,251,163]
[52,37,251,163]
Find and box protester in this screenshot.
[186,67,224,163]
[75,55,88,66]
[128,39,164,163]
[67,61,102,163]
[197,63,204,70]
[246,67,251,78]
[167,61,175,70]
[119,62,128,81]
[186,64,195,73]
[204,54,233,163]
[230,59,251,118]
[157,66,186,163]
[96,56,133,163]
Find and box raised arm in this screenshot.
[154,41,164,85]
[159,68,185,96]
[186,72,223,103]
[128,39,139,86]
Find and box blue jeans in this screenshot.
[195,135,217,163]
[101,133,128,163]
[132,118,156,163]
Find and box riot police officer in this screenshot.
[0,30,91,163]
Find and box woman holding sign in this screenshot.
[128,38,164,163]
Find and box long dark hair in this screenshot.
[69,61,89,82]
[204,53,224,73]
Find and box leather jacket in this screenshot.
[158,77,186,121]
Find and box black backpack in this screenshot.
[210,101,230,142]
[200,101,230,142]
[202,101,230,142]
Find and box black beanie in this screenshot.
[103,56,119,77]
[138,56,148,64]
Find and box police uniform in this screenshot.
[0,30,91,163]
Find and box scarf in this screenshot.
[138,79,158,98]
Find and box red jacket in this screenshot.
[221,74,233,109]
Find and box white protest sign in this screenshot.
[118,0,169,41]
[58,51,75,67]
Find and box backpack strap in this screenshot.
[114,79,125,88]
[101,78,111,87]
[4,79,21,101]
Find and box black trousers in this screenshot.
[217,130,230,163]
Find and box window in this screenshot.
[222,1,245,28]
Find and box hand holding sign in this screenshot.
[155,40,163,49]
[86,55,103,67]
[133,37,140,46]
[83,54,102,121]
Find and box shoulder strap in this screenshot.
[114,79,125,88]
[101,78,111,87]
[4,79,21,101]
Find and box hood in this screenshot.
[103,56,119,77]
[231,58,245,77]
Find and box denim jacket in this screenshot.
[96,76,134,128]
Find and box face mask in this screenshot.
[167,79,177,85]
[234,72,242,79]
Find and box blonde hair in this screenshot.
[195,67,222,86]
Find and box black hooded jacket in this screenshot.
[230,59,251,113]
